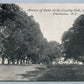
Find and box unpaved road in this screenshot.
[0,64,46,81]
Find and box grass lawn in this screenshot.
[37,64,84,81]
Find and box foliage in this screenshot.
[0,4,62,64]
[0,4,47,64]
[41,41,62,64]
[62,14,84,62]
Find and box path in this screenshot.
[0,64,46,81]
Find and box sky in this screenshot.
[18,4,84,43]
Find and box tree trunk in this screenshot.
[12,61,15,64]
[8,59,10,64]
[2,60,4,64]
[17,60,19,64]
[2,57,4,64]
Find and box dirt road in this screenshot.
[0,64,46,81]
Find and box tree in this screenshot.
[41,41,62,64]
[62,14,84,63]
[0,4,47,64]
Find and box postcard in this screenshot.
[0,1,84,84]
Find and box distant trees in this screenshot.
[41,41,62,65]
[62,15,84,63]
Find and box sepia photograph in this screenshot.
[0,3,84,81]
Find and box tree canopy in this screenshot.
[41,41,62,64]
[0,4,62,64]
[62,14,84,63]
[0,4,47,64]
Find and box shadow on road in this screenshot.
[16,66,47,81]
